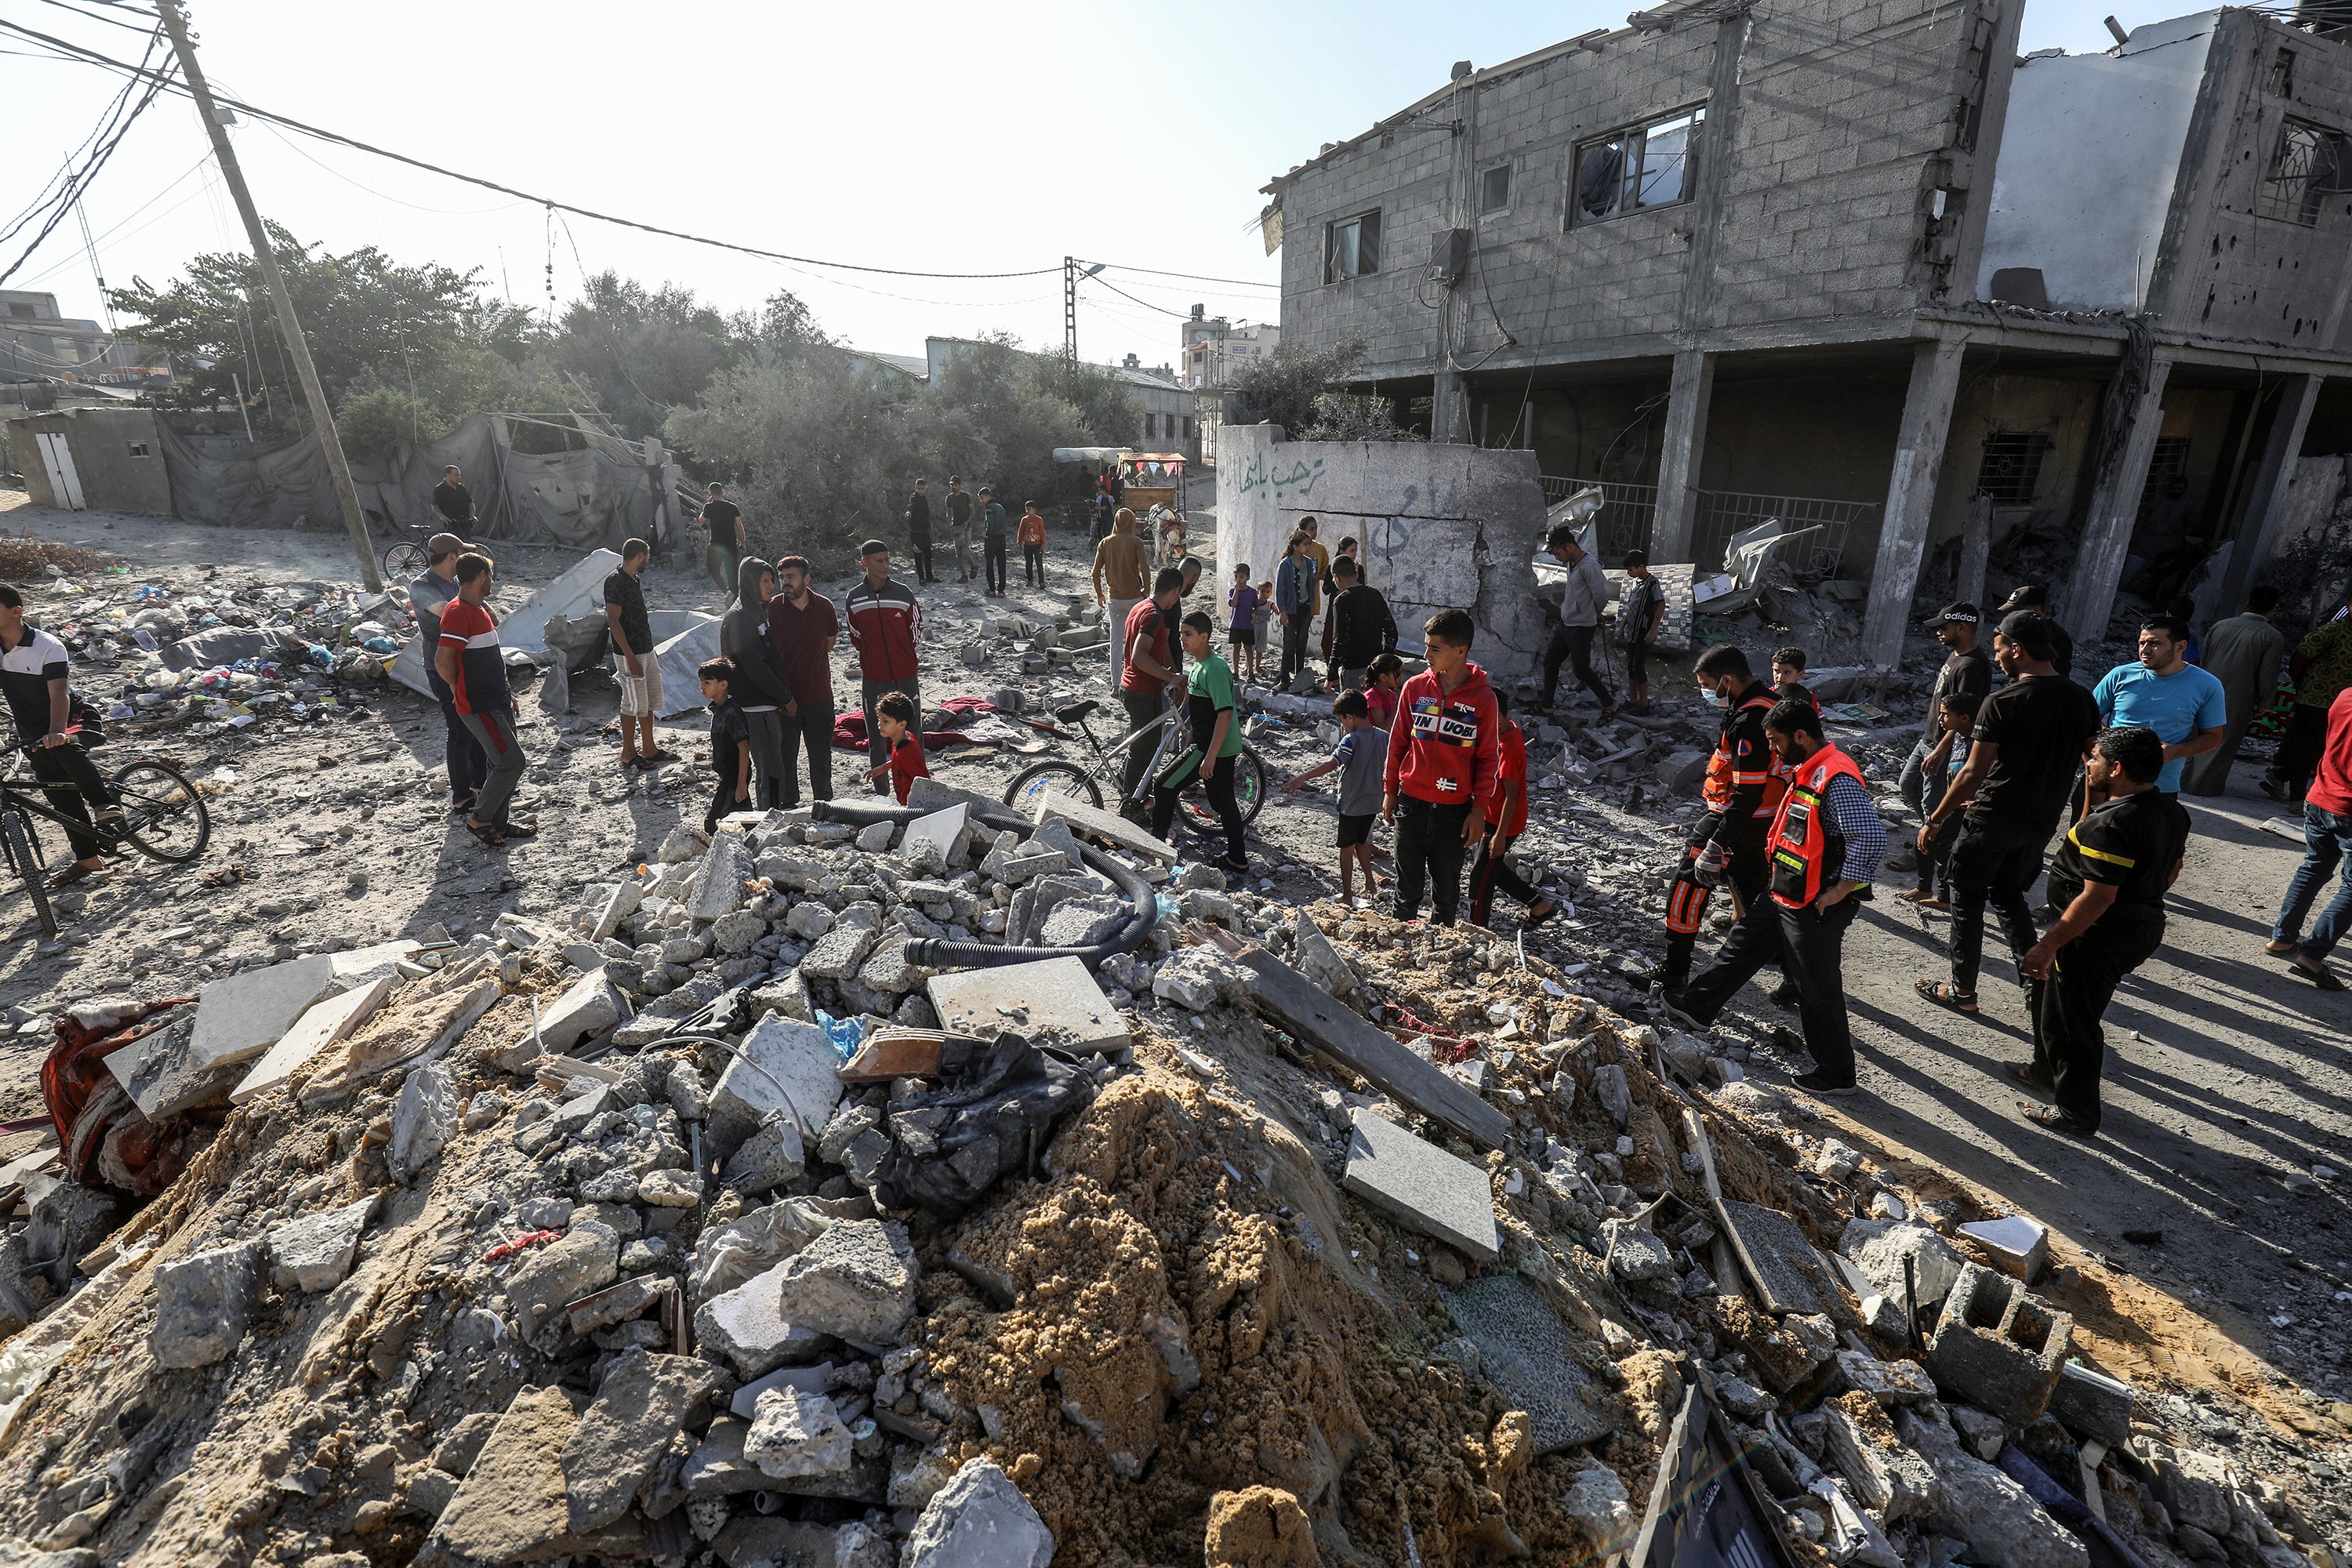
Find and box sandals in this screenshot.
[466,821,508,848]
[2016,1101,2097,1139]
[2007,1062,2054,1096]
[448,795,477,818]
[499,820,539,839]
[1523,897,1559,930]
[2265,938,2300,956]
[1915,978,1978,1014]
[633,750,681,768]
[1896,889,1947,909]
[45,862,97,891]
[2287,958,2347,992]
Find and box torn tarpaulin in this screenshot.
[39,996,205,1198]
[868,1032,1094,1220]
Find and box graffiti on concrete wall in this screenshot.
[1365,515,1484,610]
[1235,451,1328,503]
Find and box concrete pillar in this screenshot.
[2064,355,2174,641]
[1957,492,1992,612]
[1860,339,1969,669]
[1650,349,1716,563]
[1432,366,1470,445]
[2216,372,2324,614]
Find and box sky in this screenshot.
[3,0,2150,375]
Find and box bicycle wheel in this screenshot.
[383,541,430,580]
[1178,745,1270,836]
[2,811,56,938]
[111,760,211,863]
[1004,760,1102,818]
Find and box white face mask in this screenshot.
[1704,686,1731,708]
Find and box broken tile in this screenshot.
[1341,1108,1500,1263]
[188,954,338,1070]
[924,956,1127,1056]
[230,975,392,1105]
[1442,1273,1613,1450]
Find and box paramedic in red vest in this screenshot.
[1668,699,1885,1095]
[1661,644,1783,990]
[844,539,922,788]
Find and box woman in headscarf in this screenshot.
[724,556,793,808]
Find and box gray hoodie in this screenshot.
[724,557,794,711]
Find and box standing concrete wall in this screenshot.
[1214,423,1551,683]
[5,407,172,516]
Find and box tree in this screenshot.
[1225,336,1420,442]
[552,274,757,439]
[927,335,1140,510]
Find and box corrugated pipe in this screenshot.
[804,799,1159,969]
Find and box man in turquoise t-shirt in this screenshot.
[2093,613,2227,795]
[1150,610,1248,872]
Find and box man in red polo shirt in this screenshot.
[1118,567,1188,814]
[433,553,535,848]
[844,539,923,791]
[767,554,839,807]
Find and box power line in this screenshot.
[1085,274,1192,320]
[1091,260,1277,291]
[0,20,173,286]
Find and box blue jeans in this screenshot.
[2273,801,2352,958]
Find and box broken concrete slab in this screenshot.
[708,1014,843,1157]
[1958,1215,2050,1283]
[506,1220,619,1345]
[188,954,338,1070]
[1441,1273,1613,1451]
[562,1348,724,1534]
[1292,910,1359,997]
[800,922,879,982]
[103,1015,242,1121]
[1341,1108,1500,1263]
[265,1195,377,1293]
[389,1063,459,1185]
[2048,1359,2133,1447]
[925,956,1128,1056]
[230,975,391,1106]
[1033,786,1178,862]
[590,877,644,943]
[1924,1264,2071,1425]
[771,1218,918,1345]
[527,969,629,1063]
[1602,1218,1675,1283]
[1833,1348,1939,1407]
[151,1239,263,1368]
[720,1112,806,1197]
[1824,1393,1943,1521]
[728,1362,835,1419]
[1838,1218,1965,1310]
[417,1385,580,1568]
[686,833,753,923]
[902,1456,1056,1568]
[898,802,969,870]
[743,1386,853,1480]
[1037,892,1128,947]
[694,1261,833,1380]
[1719,1199,1833,1317]
[326,938,422,990]
[1899,1405,2088,1568]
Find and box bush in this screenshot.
[335,386,440,463]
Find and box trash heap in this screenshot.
[0,784,2339,1568]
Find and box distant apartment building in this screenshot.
[0,289,168,390]
[1259,1,2352,662]
[1182,308,1280,463]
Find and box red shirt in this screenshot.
[437,597,509,716]
[1383,662,1501,809]
[767,592,839,707]
[844,577,921,682]
[1365,683,1398,732]
[886,733,931,804]
[2310,687,2352,815]
[1486,719,1530,836]
[1121,599,1174,696]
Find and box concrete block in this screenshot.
[2048,1359,2133,1448]
[1341,1108,1499,1263]
[926,956,1129,1055]
[729,1361,836,1419]
[530,969,629,1061]
[1442,1273,1613,1450]
[506,1219,619,1345]
[1037,893,1128,947]
[389,1064,459,1184]
[771,1219,918,1345]
[744,1387,852,1480]
[1898,1406,2087,1568]
[591,877,644,942]
[1839,1218,1965,1309]
[326,939,422,989]
[265,1195,377,1293]
[686,834,752,923]
[900,803,969,872]
[1923,1263,2071,1425]
[1833,1348,1939,1406]
[104,1014,242,1121]
[151,1240,263,1368]
[902,1457,1055,1568]
[800,922,878,981]
[2139,1440,2236,1538]
[1033,786,1178,862]
[563,1348,724,1534]
[188,955,337,1070]
[1957,1215,2049,1283]
[230,975,392,1105]
[709,1014,843,1157]
[695,1260,833,1379]
[1824,1394,1943,1521]
[720,1112,806,1196]
[419,1385,581,1567]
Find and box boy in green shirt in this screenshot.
[1152,610,1247,873]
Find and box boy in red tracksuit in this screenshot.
[1382,608,1500,927]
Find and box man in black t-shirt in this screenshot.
[430,466,475,531]
[702,482,746,604]
[1915,612,2100,1013]
[1994,583,2073,676]
[1900,602,1991,820]
[2013,725,2188,1136]
[906,480,935,584]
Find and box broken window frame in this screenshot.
[1974,431,2050,504]
[1570,105,1707,227]
[1323,209,1382,284]
[1479,162,1513,217]
[2256,115,2352,226]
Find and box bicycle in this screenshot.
[1,743,212,938]
[1003,698,1268,840]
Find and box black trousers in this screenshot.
[1946,814,2049,996]
[1022,544,1044,586]
[1280,609,1313,682]
[1541,623,1612,710]
[1150,749,1245,864]
[1662,816,1772,987]
[984,536,1009,593]
[777,702,835,806]
[910,535,935,583]
[1394,795,1472,926]
[2029,917,2161,1134]
[1681,895,1863,1083]
[1468,831,1540,927]
[705,774,747,834]
[30,741,115,862]
[434,687,488,804]
[2270,702,2331,800]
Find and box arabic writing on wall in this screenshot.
[1235,452,1326,502]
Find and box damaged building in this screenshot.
[1256,0,2352,662]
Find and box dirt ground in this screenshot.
[1,490,2346,1514]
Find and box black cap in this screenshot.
[858,539,889,558]
[1933,602,1980,625]
[1997,609,2056,660]
[1994,583,2048,615]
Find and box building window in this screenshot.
[126,442,150,458]
[2271,49,2295,99]
[2137,436,2194,523]
[1324,209,1381,282]
[1573,107,1705,224]
[1479,162,1512,216]
[2257,116,2352,226]
[1974,431,2049,503]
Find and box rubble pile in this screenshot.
[0,779,2332,1568]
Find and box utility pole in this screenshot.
[156,0,382,591]
[1063,256,1078,365]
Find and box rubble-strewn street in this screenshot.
[0,498,2343,1568]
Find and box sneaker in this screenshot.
[1791,1070,1858,1095]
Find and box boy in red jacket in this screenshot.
[1383,608,1500,927]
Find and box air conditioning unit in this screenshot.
[1429,228,1472,285]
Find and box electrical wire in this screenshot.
[0,22,173,287]
[1090,260,1276,290]
[1085,274,1192,320]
